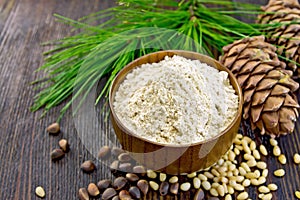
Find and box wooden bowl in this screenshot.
[109,50,243,175]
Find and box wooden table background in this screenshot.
[1,0,300,199]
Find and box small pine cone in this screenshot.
[257,0,300,79]
[220,36,299,137]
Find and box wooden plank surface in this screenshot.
[0,0,299,199]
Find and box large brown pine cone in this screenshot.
[220,36,299,137]
[257,0,300,79]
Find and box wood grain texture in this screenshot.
[0,0,299,199]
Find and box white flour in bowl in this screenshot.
[113,55,239,144]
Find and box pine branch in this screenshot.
[31,0,268,120]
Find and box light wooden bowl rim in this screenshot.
[109,50,243,148]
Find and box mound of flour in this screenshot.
[113,55,238,144]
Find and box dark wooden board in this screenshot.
[0,0,299,199]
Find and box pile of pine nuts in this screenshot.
[191,134,276,200]
[77,131,300,200]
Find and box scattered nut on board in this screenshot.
[278,154,287,165]
[267,183,278,191]
[259,144,268,156]
[43,125,299,200]
[78,188,89,200]
[269,138,278,146]
[98,145,111,159]
[35,186,45,198]
[273,145,281,157]
[295,191,300,199]
[58,139,69,152]
[294,153,300,164]
[149,181,159,191]
[274,169,285,177]
[50,148,65,161]
[102,188,117,200]
[46,122,60,134]
[87,183,100,197]
[81,160,96,173]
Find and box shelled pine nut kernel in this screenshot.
[260,193,272,200]
[258,186,270,193]
[273,145,281,157]
[267,183,278,191]
[225,194,232,200]
[259,145,268,156]
[294,153,300,164]
[269,138,278,146]
[237,191,248,200]
[147,170,157,179]
[274,169,285,177]
[180,182,191,191]
[35,186,46,198]
[262,169,268,177]
[193,177,201,189]
[149,181,159,191]
[187,172,197,178]
[278,154,287,165]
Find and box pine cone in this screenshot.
[257,0,300,79]
[220,36,299,137]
